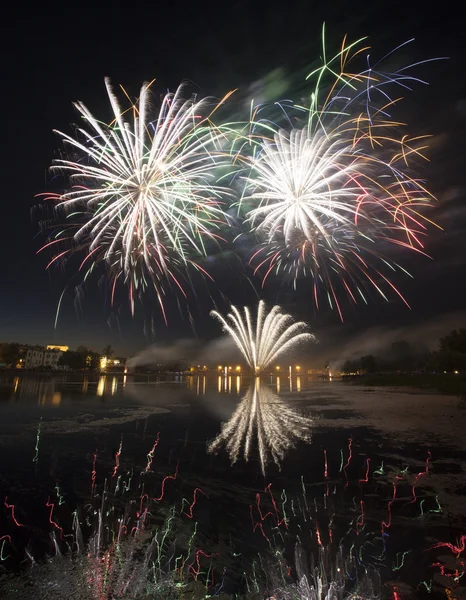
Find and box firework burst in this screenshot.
[211,300,314,373]
[39,79,234,321]
[236,32,439,319]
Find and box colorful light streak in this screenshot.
[145,433,161,472]
[184,487,208,519]
[152,462,179,502]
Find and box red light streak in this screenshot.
[4,497,24,528]
[249,505,271,542]
[46,498,63,538]
[112,438,123,478]
[264,483,287,528]
[189,549,217,580]
[255,492,274,523]
[382,483,397,534]
[359,458,371,483]
[184,487,208,519]
[138,493,148,516]
[430,535,466,557]
[431,561,465,581]
[316,524,323,546]
[152,462,179,502]
[356,500,365,533]
[410,450,431,504]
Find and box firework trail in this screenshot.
[39,79,234,322]
[236,31,439,319]
[211,300,314,373]
[208,379,313,475]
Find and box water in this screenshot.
[0,373,464,599]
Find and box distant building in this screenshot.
[25,347,44,369]
[24,346,63,369]
[47,344,69,352]
[43,349,63,369]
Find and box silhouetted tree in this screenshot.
[0,343,21,368]
[439,330,466,354]
[59,348,99,370]
[102,345,114,357]
[342,359,360,374]
[360,355,378,374]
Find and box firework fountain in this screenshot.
[211,300,314,374]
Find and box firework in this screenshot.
[236,33,438,318]
[211,300,314,373]
[208,379,313,475]
[39,79,234,321]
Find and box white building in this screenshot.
[25,348,44,369]
[43,350,62,369]
[24,347,63,369]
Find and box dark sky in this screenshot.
[1,0,465,358]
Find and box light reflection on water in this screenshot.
[0,373,463,599]
[208,377,313,475]
[0,374,134,404]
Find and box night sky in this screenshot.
[1,0,465,359]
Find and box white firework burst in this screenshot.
[243,127,363,246]
[211,300,314,373]
[44,78,232,315]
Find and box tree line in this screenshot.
[341,329,466,374]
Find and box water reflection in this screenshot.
[7,378,63,406]
[208,379,313,474]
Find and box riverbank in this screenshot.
[342,372,466,397]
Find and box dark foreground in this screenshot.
[0,374,465,599]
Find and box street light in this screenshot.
[296,365,301,373]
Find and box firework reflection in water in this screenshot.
[208,379,313,475]
[265,539,381,600]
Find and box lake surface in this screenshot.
[0,373,464,599]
